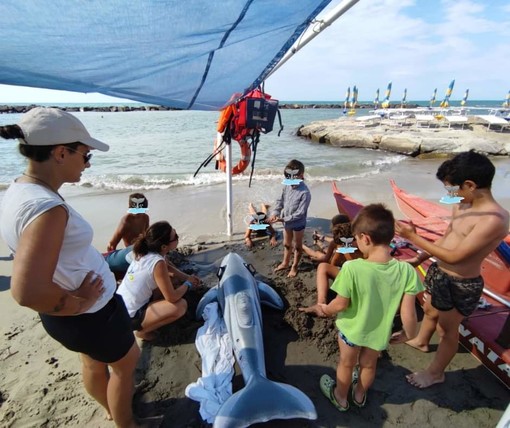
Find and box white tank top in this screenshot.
[116,252,164,317]
[0,181,115,313]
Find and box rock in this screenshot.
[379,136,421,156]
[329,132,377,149]
[296,117,510,157]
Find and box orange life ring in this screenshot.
[215,136,251,174]
[214,105,252,175]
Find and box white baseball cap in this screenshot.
[17,107,109,151]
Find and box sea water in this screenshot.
[0,105,508,197]
[0,108,407,191]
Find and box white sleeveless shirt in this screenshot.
[0,182,115,313]
[116,252,164,317]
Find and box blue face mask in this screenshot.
[336,237,357,254]
[439,185,464,205]
[282,168,303,186]
[246,213,269,230]
[127,197,148,213]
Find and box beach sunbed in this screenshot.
[443,115,468,129]
[384,112,410,127]
[355,115,381,127]
[414,114,437,128]
[476,115,510,132]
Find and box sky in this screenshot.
[0,0,509,104]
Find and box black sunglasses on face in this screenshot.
[66,147,93,163]
[169,232,179,243]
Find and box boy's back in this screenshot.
[332,258,422,350]
[108,212,150,250]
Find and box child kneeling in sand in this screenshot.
[117,221,197,341]
[300,204,423,411]
[244,202,278,248]
[302,215,363,307]
[303,214,355,265]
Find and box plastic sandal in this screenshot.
[319,374,349,412]
[351,379,367,408]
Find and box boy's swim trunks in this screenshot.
[425,262,484,316]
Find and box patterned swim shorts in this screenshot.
[425,262,484,317]
[338,330,357,347]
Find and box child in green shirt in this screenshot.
[301,204,423,411]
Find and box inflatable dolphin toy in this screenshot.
[196,252,317,428]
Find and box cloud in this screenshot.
[267,0,510,100]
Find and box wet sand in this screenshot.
[0,161,509,427]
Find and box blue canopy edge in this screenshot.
[0,0,332,110]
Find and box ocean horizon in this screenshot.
[1,99,507,108]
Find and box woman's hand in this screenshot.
[69,271,105,313]
[186,275,201,288]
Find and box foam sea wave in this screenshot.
[70,156,408,192]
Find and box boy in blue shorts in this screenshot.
[301,204,423,411]
[269,159,311,278]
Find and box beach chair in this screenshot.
[385,111,410,127]
[476,115,510,132]
[443,115,468,129]
[355,115,381,127]
[414,114,436,128]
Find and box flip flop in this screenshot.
[351,379,367,408]
[319,374,349,412]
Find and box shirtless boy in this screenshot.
[107,193,150,251]
[395,150,509,388]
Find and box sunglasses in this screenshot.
[284,168,300,179]
[169,232,179,243]
[66,147,93,164]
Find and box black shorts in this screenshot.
[39,294,135,363]
[425,262,484,317]
[131,302,149,331]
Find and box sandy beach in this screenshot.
[0,159,509,427]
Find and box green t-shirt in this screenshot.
[331,258,424,351]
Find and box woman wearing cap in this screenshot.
[0,108,141,427]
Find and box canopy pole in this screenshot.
[226,142,233,236]
[266,0,360,79]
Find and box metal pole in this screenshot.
[266,0,360,79]
[226,142,233,236]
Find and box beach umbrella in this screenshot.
[381,81,392,108]
[503,90,510,108]
[429,88,437,107]
[343,86,351,113]
[374,88,380,109]
[460,89,469,106]
[348,85,358,115]
[401,88,407,108]
[440,79,455,108]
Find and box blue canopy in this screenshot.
[0,1,331,110]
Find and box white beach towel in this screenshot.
[185,302,234,423]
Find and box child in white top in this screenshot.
[117,221,194,340]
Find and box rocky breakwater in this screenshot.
[297,116,510,157]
